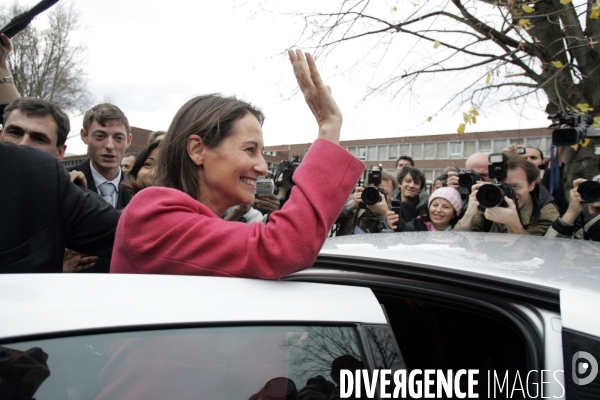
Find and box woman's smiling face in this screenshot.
[195,113,268,216]
[429,198,455,230]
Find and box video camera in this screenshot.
[549,112,600,146]
[274,155,301,191]
[361,165,386,206]
[476,153,517,208]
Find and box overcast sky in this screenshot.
[21,0,549,155]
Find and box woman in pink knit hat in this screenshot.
[387,187,462,232]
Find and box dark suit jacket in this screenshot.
[66,158,131,272]
[67,158,132,209]
[0,143,120,273]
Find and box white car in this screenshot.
[1,232,599,399]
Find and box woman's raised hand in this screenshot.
[288,49,342,144]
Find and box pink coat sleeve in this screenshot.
[111,139,365,279]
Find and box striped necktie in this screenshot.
[99,181,116,207]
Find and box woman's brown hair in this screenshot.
[153,94,264,200]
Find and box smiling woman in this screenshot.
[110,50,365,278]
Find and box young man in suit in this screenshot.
[68,103,133,209]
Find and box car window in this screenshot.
[2,325,364,399]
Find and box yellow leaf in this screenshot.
[560,0,572,4]
[485,72,491,84]
[457,123,466,135]
[519,19,531,25]
[393,6,398,11]
[472,115,477,124]
[551,60,564,68]
[591,7,600,19]
[471,108,479,116]
[593,116,600,127]
[571,143,579,150]
[427,116,433,122]
[576,103,594,112]
[581,138,591,147]
[522,4,535,12]
[463,112,470,123]
[433,40,441,49]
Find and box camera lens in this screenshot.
[459,174,475,188]
[361,187,382,206]
[476,184,505,208]
[577,181,600,202]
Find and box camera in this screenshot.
[548,112,600,146]
[517,147,526,155]
[274,156,301,191]
[476,153,517,208]
[458,170,481,188]
[577,181,600,203]
[255,177,274,195]
[361,165,385,206]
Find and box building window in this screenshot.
[478,140,491,153]
[437,142,448,159]
[357,146,367,160]
[423,143,435,159]
[412,143,423,160]
[389,144,399,160]
[400,144,410,158]
[367,146,377,161]
[422,169,434,184]
[378,145,388,161]
[464,141,477,158]
[347,147,357,157]
[450,142,462,159]
[493,139,507,153]
[510,138,524,146]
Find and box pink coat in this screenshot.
[110,139,364,278]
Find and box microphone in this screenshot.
[0,0,60,39]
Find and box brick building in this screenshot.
[264,127,552,184]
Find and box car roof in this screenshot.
[320,231,600,297]
[0,274,386,341]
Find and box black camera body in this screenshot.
[477,182,516,209]
[458,170,481,188]
[274,156,301,190]
[578,181,600,203]
[476,153,517,209]
[361,165,385,206]
[549,112,596,146]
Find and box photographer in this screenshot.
[336,169,397,235]
[455,155,559,235]
[546,177,600,241]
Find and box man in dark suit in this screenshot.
[0,142,120,273]
[68,103,133,209]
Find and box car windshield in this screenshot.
[3,325,363,400]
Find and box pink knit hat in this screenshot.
[428,187,462,215]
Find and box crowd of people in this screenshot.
[1,29,599,277]
[336,146,600,241]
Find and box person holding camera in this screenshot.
[336,169,397,235]
[454,155,559,235]
[545,177,600,241]
[387,187,462,232]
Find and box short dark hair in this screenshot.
[526,146,544,160]
[83,103,130,134]
[3,97,70,146]
[124,152,138,159]
[507,155,539,185]
[397,166,425,190]
[397,155,414,167]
